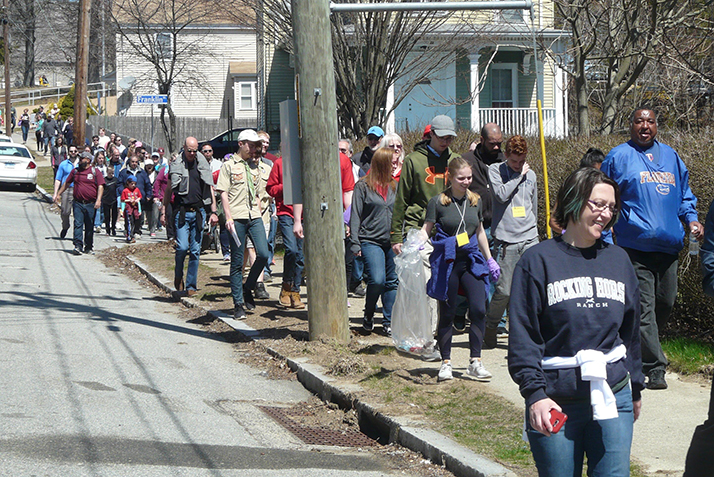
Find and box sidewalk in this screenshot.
[191,249,709,475]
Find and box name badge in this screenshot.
[456,232,469,247]
[512,206,526,218]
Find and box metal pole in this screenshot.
[330,1,532,12]
[151,104,154,154]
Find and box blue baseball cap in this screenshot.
[367,126,384,138]
[126,175,137,183]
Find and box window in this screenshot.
[237,81,257,110]
[155,32,173,59]
[491,64,518,108]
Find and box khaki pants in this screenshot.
[60,187,73,231]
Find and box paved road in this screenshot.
[0,188,406,476]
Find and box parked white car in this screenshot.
[0,143,36,191]
[0,135,13,143]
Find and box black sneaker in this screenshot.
[453,315,466,332]
[254,282,270,300]
[483,327,498,349]
[362,315,374,332]
[72,247,82,256]
[233,304,246,320]
[243,285,256,310]
[60,228,68,239]
[83,247,94,255]
[350,282,366,297]
[647,369,668,390]
[497,325,509,336]
[382,324,392,337]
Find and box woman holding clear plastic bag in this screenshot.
[421,157,500,382]
[349,147,398,336]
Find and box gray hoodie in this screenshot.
[488,162,538,243]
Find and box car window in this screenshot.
[0,146,31,158]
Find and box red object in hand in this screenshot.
[549,409,568,434]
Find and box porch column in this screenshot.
[385,82,395,134]
[554,62,565,138]
[469,53,481,132]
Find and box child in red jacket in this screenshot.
[121,175,142,243]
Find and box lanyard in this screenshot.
[454,198,467,236]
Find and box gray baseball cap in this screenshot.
[430,115,456,137]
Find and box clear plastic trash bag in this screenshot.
[391,229,432,355]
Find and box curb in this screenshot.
[36,184,54,204]
[129,255,517,477]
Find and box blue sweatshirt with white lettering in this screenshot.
[601,140,698,255]
[508,237,644,408]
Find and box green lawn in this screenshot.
[662,337,714,376]
[36,166,54,194]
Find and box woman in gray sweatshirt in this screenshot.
[349,147,398,336]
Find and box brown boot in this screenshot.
[483,327,498,349]
[290,291,305,309]
[279,283,292,306]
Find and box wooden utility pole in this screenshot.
[3,0,11,136]
[73,0,91,146]
[292,0,349,342]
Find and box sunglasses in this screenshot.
[186,148,198,153]
[202,149,212,153]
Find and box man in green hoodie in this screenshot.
[391,114,461,253]
[390,115,461,362]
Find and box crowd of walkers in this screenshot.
[40,107,714,476]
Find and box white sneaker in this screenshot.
[437,362,453,382]
[466,359,492,381]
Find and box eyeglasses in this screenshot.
[186,148,198,153]
[339,148,349,154]
[388,144,403,150]
[202,149,212,153]
[587,200,618,215]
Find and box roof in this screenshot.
[229,61,257,75]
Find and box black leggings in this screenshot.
[103,203,118,233]
[437,259,487,361]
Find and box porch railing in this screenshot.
[478,107,558,137]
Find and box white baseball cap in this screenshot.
[237,129,262,143]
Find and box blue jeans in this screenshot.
[360,242,397,326]
[229,218,269,306]
[351,254,364,285]
[73,201,97,250]
[527,385,634,477]
[174,209,205,291]
[21,124,29,142]
[219,223,231,256]
[265,214,277,276]
[94,205,104,228]
[278,215,304,292]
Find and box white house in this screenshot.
[114,7,259,125]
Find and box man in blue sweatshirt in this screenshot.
[601,107,703,390]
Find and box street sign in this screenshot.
[137,94,168,104]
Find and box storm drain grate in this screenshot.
[259,406,379,447]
